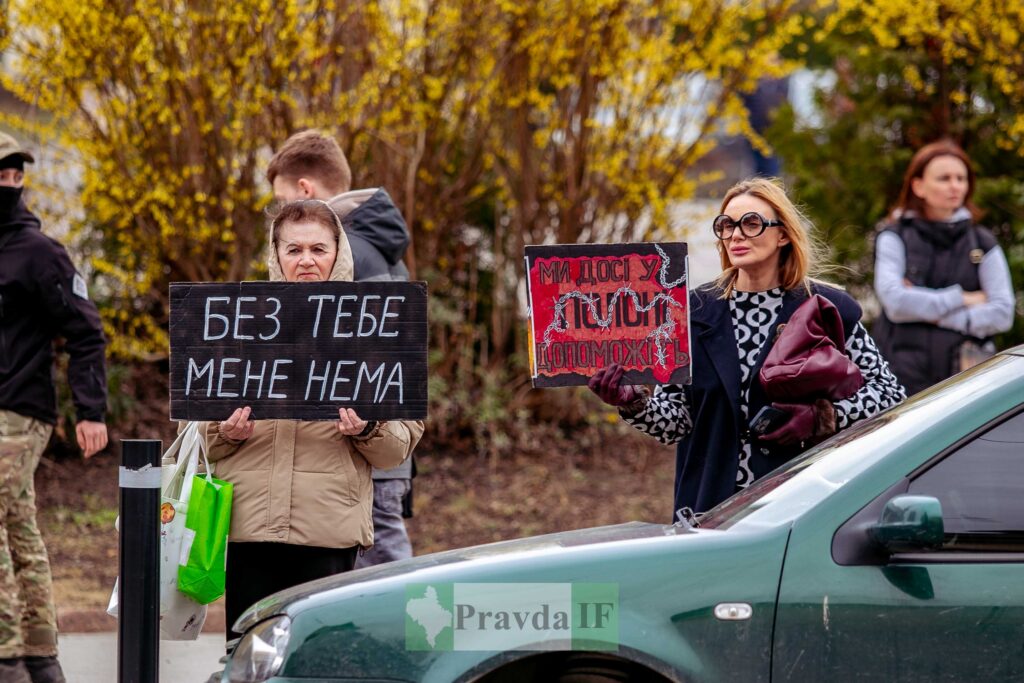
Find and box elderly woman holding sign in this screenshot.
[206,200,423,640]
[589,178,905,518]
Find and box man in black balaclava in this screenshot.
[0,131,108,683]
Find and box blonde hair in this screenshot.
[712,177,827,298]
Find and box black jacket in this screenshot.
[328,188,413,480]
[329,188,410,281]
[675,282,862,515]
[872,216,997,395]
[0,201,107,424]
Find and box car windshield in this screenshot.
[698,354,1022,531]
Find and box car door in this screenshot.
[772,408,1024,681]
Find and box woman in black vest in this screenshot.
[872,140,1015,395]
[588,178,905,517]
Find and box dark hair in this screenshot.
[267,130,352,194]
[269,200,342,244]
[893,139,980,220]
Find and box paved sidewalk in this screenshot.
[61,633,225,683]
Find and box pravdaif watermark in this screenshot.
[405,582,618,651]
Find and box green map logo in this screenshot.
[405,583,618,652]
[405,583,455,651]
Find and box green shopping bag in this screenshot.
[177,471,233,605]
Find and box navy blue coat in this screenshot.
[675,281,862,517]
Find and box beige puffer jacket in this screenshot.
[202,215,424,549]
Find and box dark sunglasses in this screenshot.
[712,212,783,240]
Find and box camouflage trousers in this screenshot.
[0,410,58,659]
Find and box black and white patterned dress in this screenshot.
[622,286,905,491]
[731,288,785,486]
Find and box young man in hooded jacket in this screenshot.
[0,132,108,683]
[267,130,415,567]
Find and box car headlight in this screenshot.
[226,615,291,682]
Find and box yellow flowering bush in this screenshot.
[821,0,1024,153]
[2,0,806,389]
[2,0,335,356]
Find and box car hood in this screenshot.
[236,521,694,631]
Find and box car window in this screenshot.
[698,354,1024,532]
[908,410,1024,550]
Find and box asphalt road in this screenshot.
[60,633,225,683]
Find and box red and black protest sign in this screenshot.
[526,243,690,388]
[169,281,428,421]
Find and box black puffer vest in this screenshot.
[872,215,997,395]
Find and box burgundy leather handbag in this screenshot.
[759,294,864,401]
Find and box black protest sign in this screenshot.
[526,242,690,387]
[169,281,427,421]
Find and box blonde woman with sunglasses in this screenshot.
[589,178,905,519]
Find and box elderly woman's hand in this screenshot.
[336,408,370,436]
[219,407,255,442]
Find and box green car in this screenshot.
[224,347,1024,683]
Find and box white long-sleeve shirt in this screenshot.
[874,230,1015,338]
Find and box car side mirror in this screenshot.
[870,495,944,552]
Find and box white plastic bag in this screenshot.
[107,422,210,640]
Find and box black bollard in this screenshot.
[118,439,162,683]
